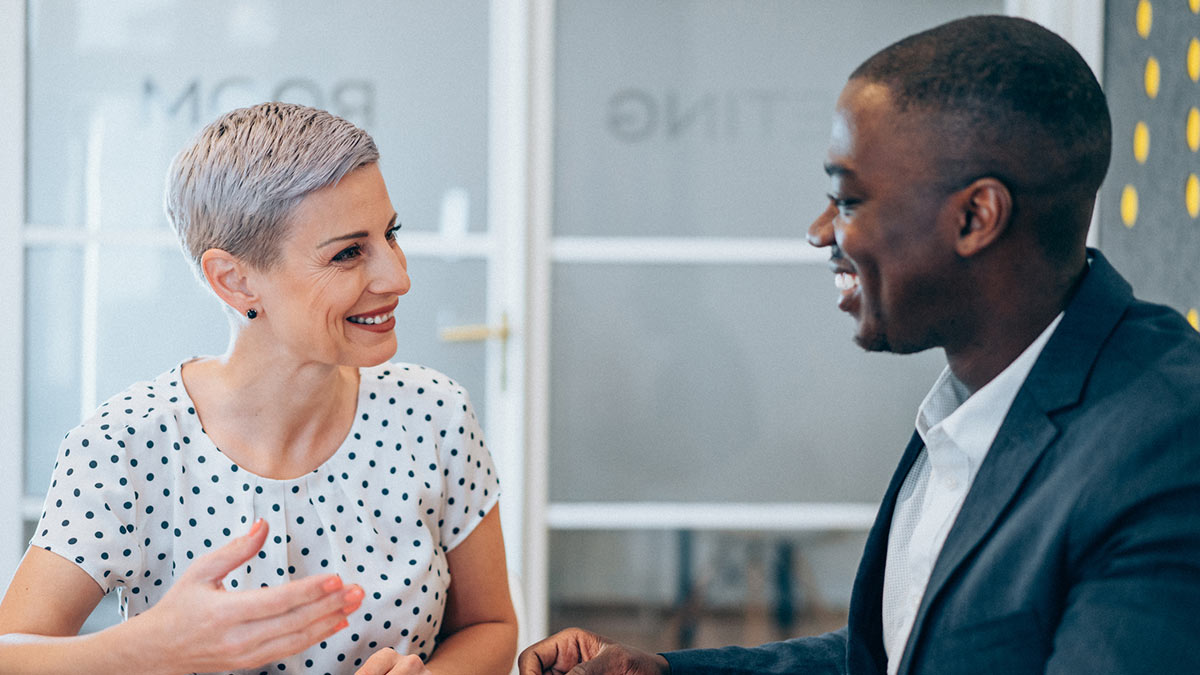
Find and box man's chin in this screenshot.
[855,331,935,356]
[854,333,892,353]
[852,320,890,352]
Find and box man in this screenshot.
[519,15,1200,675]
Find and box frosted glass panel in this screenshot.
[26,248,487,496]
[92,253,491,442]
[389,256,489,424]
[549,263,947,503]
[27,0,488,233]
[553,0,1002,238]
[24,247,85,497]
[94,245,230,405]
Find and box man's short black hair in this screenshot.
[851,15,1112,199]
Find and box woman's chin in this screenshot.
[345,338,398,368]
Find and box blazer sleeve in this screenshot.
[1045,416,1200,673]
[661,626,848,675]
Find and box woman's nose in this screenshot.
[807,203,836,248]
[374,246,411,296]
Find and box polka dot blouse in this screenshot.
[32,361,500,675]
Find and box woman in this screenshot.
[0,103,517,674]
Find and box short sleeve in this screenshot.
[30,420,141,594]
[437,386,501,551]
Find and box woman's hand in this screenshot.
[356,647,434,675]
[128,519,364,673]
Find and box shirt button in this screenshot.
[943,476,959,490]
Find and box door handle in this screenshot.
[439,312,509,342]
[438,312,510,389]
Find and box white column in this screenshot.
[0,0,28,590]
[1005,0,1107,247]
[488,0,531,591]
[524,0,556,644]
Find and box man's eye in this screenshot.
[827,194,859,213]
[332,244,363,262]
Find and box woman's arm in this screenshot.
[0,521,364,674]
[427,506,519,674]
[357,506,518,675]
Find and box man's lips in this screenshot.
[834,271,859,291]
[828,256,860,311]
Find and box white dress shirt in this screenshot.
[882,313,1064,674]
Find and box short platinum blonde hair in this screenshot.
[164,102,380,277]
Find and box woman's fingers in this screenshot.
[355,648,429,675]
[356,647,400,675]
[235,583,364,641]
[231,572,359,622]
[181,519,269,586]
[230,606,352,669]
[386,654,431,675]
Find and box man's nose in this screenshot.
[807,202,836,247]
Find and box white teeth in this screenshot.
[835,272,858,291]
[349,310,394,325]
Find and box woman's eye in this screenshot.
[332,244,363,262]
[385,222,403,241]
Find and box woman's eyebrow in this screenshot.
[317,215,397,248]
[317,230,368,248]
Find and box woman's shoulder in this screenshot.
[70,365,194,444]
[359,362,471,399]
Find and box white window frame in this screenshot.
[0,0,27,588]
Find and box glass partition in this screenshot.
[27,0,489,233]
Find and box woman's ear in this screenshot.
[955,177,1012,258]
[200,249,258,316]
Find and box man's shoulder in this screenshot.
[1102,297,1200,401]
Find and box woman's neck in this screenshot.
[180,340,361,479]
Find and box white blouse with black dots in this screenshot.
[32,361,500,675]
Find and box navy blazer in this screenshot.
[664,250,1200,674]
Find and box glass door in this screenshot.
[528,0,1003,647]
[3,0,529,624]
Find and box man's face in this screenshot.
[807,80,964,354]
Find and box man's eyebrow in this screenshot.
[316,214,397,248]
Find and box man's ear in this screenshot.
[200,248,259,316]
[954,177,1012,258]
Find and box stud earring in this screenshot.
[246,308,258,320]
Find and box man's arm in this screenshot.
[1045,421,1200,673]
[662,626,848,675]
[518,626,848,675]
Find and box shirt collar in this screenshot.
[916,312,1065,474]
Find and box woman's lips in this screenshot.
[347,305,397,332]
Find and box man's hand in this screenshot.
[518,627,670,675]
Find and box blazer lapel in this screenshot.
[895,250,1134,675]
[846,430,926,674]
[896,400,1059,674]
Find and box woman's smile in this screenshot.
[347,302,398,332]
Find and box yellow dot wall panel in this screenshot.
[1102,0,1200,320]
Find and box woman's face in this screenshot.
[252,162,411,368]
